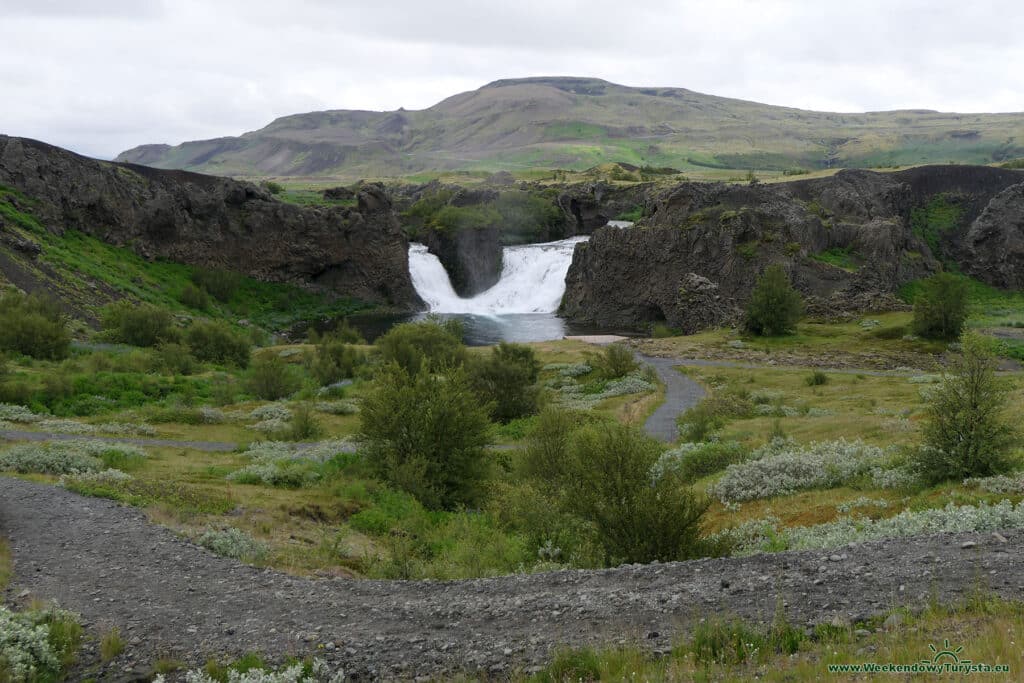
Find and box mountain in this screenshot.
[115,77,1024,179]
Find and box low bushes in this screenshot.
[99,301,177,347]
[711,439,888,503]
[245,356,302,400]
[0,440,147,475]
[185,320,251,367]
[0,289,70,360]
[197,527,267,562]
[0,603,82,682]
[720,500,1024,554]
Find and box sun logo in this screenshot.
[922,639,972,666]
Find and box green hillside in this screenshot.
[116,77,1024,180]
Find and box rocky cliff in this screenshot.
[0,136,419,309]
[562,166,1024,331]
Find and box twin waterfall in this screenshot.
[408,237,587,315]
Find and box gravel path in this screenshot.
[4,477,1023,680]
[638,355,705,442]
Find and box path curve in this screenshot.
[638,355,705,442]
[3,477,1022,679]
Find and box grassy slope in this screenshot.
[0,184,372,332]
[116,77,1024,180]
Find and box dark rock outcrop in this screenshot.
[421,225,503,296]
[961,182,1024,289]
[0,136,420,308]
[556,182,651,234]
[562,167,1024,331]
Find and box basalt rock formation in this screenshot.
[562,165,1024,331]
[0,135,419,308]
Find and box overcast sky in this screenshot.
[3,0,1023,159]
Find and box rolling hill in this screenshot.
[116,76,1024,179]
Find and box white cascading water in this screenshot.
[408,236,588,315]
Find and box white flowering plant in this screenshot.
[711,438,888,503]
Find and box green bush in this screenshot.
[309,340,366,385]
[586,343,638,379]
[911,272,968,341]
[375,318,466,375]
[0,289,71,360]
[154,343,197,375]
[185,320,250,367]
[744,264,803,336]
[359,363,491,510]
[469,342,541,422]
[99,301,177,347]
[913,335,1016,484]
[563,422,713,565]
[178,283,210,311]
[285,403,322,441]
[190,268,241,303]
[245,356,302,400]
[805,370,829,386]
[430,204,501,234]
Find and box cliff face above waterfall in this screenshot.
[0,135,420,311]
[561,165,1024,332]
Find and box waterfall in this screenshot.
[408,236,587,315]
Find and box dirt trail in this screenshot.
[3,477,1023,680]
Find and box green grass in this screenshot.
[0,185,374,332]
[811,246,858,271]
[910,193,962,256]
[511,593,1024,682]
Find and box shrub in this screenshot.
[711,439,887,503]
[99,301,177,347]
[185,320,251,367]
[309,340,366,385]
[0,440,146,475]
[191,268,241,303]
[913,335,1016,484]
[154,342,198,375]
[722,500,1024,555]
[585,343,637,379]
[374,318,466,375]
[805,370,829,386]
[468,342,541,422]
[676,389,753,442]
[285,403,322,441]
[0,289,71,360]
[359,363,491,510]
[227,441,336,488]
[744,264,803,336]
[653,441,747,481]
[245,356,302,400]
[911,272,968,341]
[197,527,267,561]
[0,603,82,681]
[563,422,713,565]
[178,283,210,310]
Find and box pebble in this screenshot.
[961,541,977,549]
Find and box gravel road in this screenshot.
[638,355,705,442]
[3,477,1022,680]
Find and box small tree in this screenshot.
[245,355,302,400]
[586,343,638,379]
[469,342,541,422]
[564,422,712,565]
[911,272,968,341]
[185,320,251,367]
[744,264,803,336]
[359,363,491,510]
[375,318,466,376]
[914,335,1016,484]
